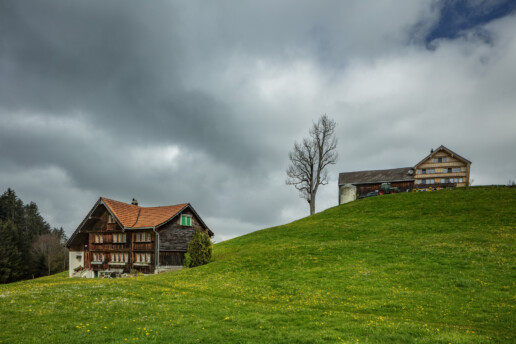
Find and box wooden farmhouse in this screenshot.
[414,145,471,188]
[66,197,213,278]
[338,145,471,204]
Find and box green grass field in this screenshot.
[0,187,514,343]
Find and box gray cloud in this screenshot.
[1,1,515,241]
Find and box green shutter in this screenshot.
[181,215,191,226]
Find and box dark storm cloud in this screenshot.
[1,1,515,240]
[0,1,267,171]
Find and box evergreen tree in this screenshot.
[186,229,212,268]
[0,189,63,283]
[0,221,22,283]
[201,230,213,263]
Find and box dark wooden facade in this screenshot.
[338,167,415,203]
[67,198,212,276]
[355,180,415,196]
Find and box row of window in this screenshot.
[416,178,464,185]
[113,233,126,243]
[91,252,151,263]
[135,232,152,242]
[417,167,462,174]
[92,214,193,245]
[112,252,129,262]
[93,232,151,243]
[442,178,464,183]
[433,157,448,163]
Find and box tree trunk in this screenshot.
[309,193,316,215]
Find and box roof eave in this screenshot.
[123,226,156,230]
[66,197,103,247]
[339,179,414,186]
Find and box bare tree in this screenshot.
[286,115,338,215]
[31,233,66,276]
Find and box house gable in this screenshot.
[66,199,123,248]
[414,145,471,169]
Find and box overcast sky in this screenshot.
[1,0,515,241]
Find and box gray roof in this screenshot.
[338,167,414,185]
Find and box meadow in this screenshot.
[0,186,514,343]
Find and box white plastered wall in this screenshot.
[339,184,357,204]
[68,250,84,277]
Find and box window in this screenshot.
[111,252,128,263]
[135,232,151,242]
[443,157,447,162]
[425,179,435,184]
[441,178,448,183]
[108,214,116,224]
[416,180,423,185]
[94,234,103,243]
[417,169,422,174]
[92,252,104,262]
[135,253,151,264]
[452,167,462,173]
[181,215,192,226]
[113,233,126,243]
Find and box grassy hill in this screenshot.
[0,187,514,343]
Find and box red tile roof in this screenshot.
[101,197,187,229]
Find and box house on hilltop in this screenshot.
[338,145,471,204]
[414,145,471,188]
[66,197,213,277]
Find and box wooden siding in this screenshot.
[159,251,184,266]
[158,209,204,251]
[356,181,414,197]
[414,149,471,187]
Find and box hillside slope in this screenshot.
[0,187,514,343]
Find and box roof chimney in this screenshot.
[131,198,138,206]
[430,148,434,153]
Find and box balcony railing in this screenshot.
[133,243,154,251]
[90,244,130,251]
[89,223,120,232]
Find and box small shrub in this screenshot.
[130,269,144,276]
[183,253,192,268]
[186,229,212,267]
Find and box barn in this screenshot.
[338,167,415,204]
